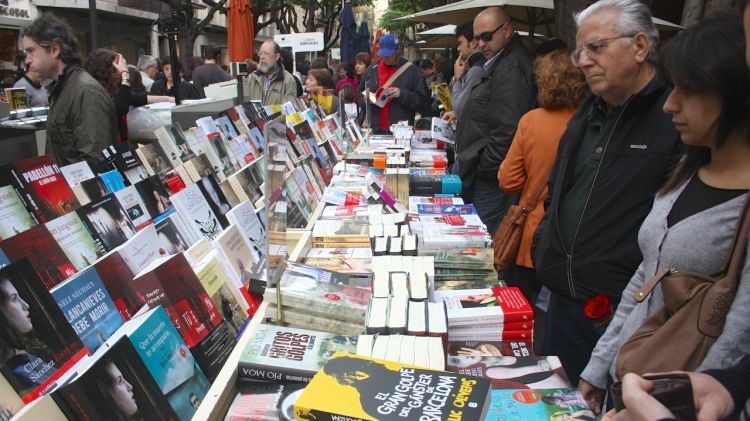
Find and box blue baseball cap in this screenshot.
[378,34,399,57]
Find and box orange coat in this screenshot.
[498,107,576,268]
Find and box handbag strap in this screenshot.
[381,62,412,90]
[720,192,750,283]
[633,191,750,302]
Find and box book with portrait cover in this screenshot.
[484,388,594,420]
[45,212,103,271]
[0,184,36,240]
[0,259,87,403]
[0,224,77,290]
[7,155,80,223]
[194,252,250,339]
[50,266,125,353]
[154,210,193,254]
[131,253,223,348]
[171,183,223,242]
[51,317,179,421]
[294,352,492,421]
[195,175,231,228]
[447,341,534,359]
[155,123,196,164]
[128,306,210,421]
[237,324,358,384]
[446,354,571,390]
[76,193,137,254]
[134,176,174,219]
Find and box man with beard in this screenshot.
[245,40,298,105]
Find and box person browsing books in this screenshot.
[360,34,428,134]
[578,9,750,415]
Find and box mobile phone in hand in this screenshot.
[610,373,696,421]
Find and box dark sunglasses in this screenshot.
[473,22,507,42]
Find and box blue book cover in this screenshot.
[100,169,126,193]
[51,266,125,353]
[0,248,9,267]
[416,203,478,215]
[128,306,210,421]
[485,388,595,421]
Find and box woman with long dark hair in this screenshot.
[579,9,750,414]
[85,49,173,143]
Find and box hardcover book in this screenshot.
[45,212,103,271]
[237,324,358,383]
[484,388,594,420]
[0,259,87,403]
[0,224,77,290]
[50,266,125,353]
[171,183,223,242]
[8,155,80,223]
[76,193,136,253]
[295,352,492,421]
[0,184,36,240]
[128,306,210,421]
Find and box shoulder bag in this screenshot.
[615,193,750,377]
[492,180,547,273]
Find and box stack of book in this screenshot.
[356,334,445,370]
[435,287,534,343]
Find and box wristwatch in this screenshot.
[121,72,130,83]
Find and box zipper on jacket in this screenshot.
[556,97,633,300]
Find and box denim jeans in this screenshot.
[472,178,517,235]
[542,292,611,385]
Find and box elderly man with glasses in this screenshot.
[454,6,536,236]
[532,0,682,390]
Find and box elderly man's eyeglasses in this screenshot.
[473,22,508,42]
[571,34,637,66]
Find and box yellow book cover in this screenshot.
[294,352,492,421]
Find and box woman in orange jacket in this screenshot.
[498,49,589,300]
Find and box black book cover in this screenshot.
[0,259,87,403]
[76,193,136,253]
[52,336,178,421]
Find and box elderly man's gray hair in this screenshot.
[575,0,659,63]
[136,55,157,71]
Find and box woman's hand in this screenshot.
[578,378,606,415]
[112,53,128,75]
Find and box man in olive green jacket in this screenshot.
[244,40,298,106]
[21,14,117,169]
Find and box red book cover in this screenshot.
[447,340,534,358]
[446,355,571,390]
[165,174,187,194]
[133,254,222,347]
[0,224,77,290]
[10,155,80,223]
[94,253,146,320]
[492,287,534,323]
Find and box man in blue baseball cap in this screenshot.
[361,33,428,134]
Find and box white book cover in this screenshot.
[154,123,195,163]
[60,161,95,187]
[114,185,152,230]
[114,224,165,274]
[212,225,256,289]
[171,182,223,242]
[304,247,372,259]
[430,116,455,144]
[0,185,36,240]
[435,287,533,325]
[45,212,102,270]
[225,201,265,262]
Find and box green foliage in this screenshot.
[378,8,411,42]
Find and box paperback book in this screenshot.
[295,352,492,421]
[76,193,136,253]
[50,266,125,353]
[0,224,77,290]
[237,324,358,383]
[484,388,594,420]
[0,184,36,240]
[446,355,571,390]
[0,259,87,403]
[7,155,80,223]
[171,183,223,242]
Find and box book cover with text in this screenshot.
[9,155,80,223]
[45,212,103,271]
[0,224,77,290]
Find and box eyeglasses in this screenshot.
[571,34,637,66]
[473,22,508,42]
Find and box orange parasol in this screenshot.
[227,0,254,62]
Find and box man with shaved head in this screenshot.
[455,6,536,235]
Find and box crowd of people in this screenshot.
[11,0,750,418]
